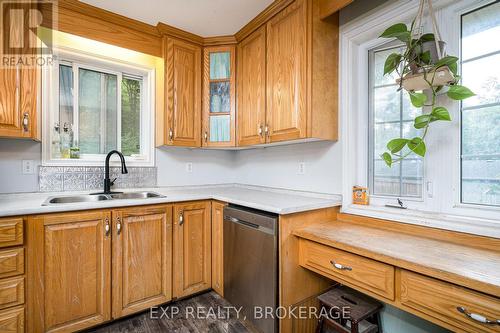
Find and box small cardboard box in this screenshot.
[353,186,369,205]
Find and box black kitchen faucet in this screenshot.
[98,150,128,194]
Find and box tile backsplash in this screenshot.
[39,166,157,192]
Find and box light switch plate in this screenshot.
[186,162,193,173]
[22,160,35,174]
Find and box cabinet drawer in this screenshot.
[0,306,23,333]
[0,249,24,279]
[400,270,500,333]
[298,239,395,300]
[0,277,24,310]
[0,219,23,248]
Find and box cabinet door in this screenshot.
[202,46,236,147]
[266,0,307,143]
[173,201,211,298]
[0,66,37,139]
[211,201,225,296]
[237,26,267,146]
[165,37,202,147]
[29,211,111,333]
[112,205,172,318]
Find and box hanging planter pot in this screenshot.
[377,0,475,168]
[399,40,454,91]
[387,0,456,91]
[398,66,455,91]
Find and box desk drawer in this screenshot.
[0,277,24,310]
[400,270,500,333]
[0,306,24,333]
[298,239,395,300]
[0,219,23,249]
[0,249,24,279]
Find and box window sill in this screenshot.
[42,157,154,168]
[341,204,500,239]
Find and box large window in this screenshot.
[369,44,423,198]
[343,0,500,228]
[44,48,154,166]
[461,1,500,206]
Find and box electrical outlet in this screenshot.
[22,160,35,174]
[186,162,193,173]
[298,162,306,175]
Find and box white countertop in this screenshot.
[0,184,342,217]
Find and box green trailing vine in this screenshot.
[379,22,475,167]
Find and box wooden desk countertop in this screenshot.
[293,220,500,298]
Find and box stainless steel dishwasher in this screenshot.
[223,205,278,333]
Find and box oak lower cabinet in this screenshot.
[28,205,174,333]
[0,65,39,140]
[0,217,26,333]
[211,201,225,296]
[161,36,202,147]
[29,210,112,333]
[173,201,212,298]
[111,205,172,318]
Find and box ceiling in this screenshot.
[80,0,274,37]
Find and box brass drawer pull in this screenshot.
[457,307,500,325]
[104,218,110,237]
[179,211,184,226]
[22,112,29,132]
[330,260,352,271]
[116,217,122,235]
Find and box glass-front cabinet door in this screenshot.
[202,46,236,147]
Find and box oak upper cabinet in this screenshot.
[0,66,39,139]
[237,0,339,146]
[29,210,112,333]
[266,0,308,143]
[163,36,202,147]
[237,26,267,146]
[173,201,211,298]
[202,46,236,147]
[111,205,172,318]
[211,201,226,296]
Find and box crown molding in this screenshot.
[234,0,294,41]
[203,35,238,46]
[55,0,351,54]
[58,0,160,37]
[319,0,353,19]
[156,22,205,45]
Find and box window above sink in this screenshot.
[41,29,158,167]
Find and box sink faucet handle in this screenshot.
[110,178,117,186]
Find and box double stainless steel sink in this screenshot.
[42,191,165,206]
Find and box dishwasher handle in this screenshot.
[224,215,260,229]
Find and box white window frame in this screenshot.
[42,47,155,167]
[368,41,425,200]
[340,0,500,238]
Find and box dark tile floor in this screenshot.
[84,292,257,333]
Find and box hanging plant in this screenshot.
[379,0,475,167]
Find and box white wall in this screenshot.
[0,140,42,193]
[234,141,342,194]
[156,146,237,186]
[0,138,342,194]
